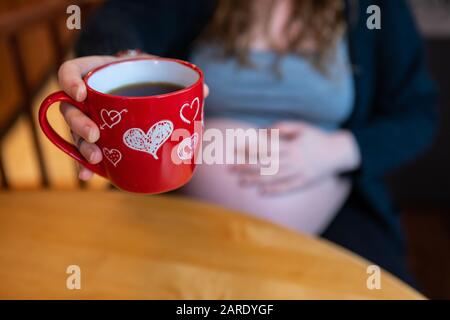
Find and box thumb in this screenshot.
[58,56,117,101]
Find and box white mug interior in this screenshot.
[87,59,200,95]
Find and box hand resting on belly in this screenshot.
[180,118,352,235]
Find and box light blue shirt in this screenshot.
[190,39,355,130]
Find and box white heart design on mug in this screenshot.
[179,97,200,124]
[100,108,128,130]
[103,147,122,167]
[123,120,173,160]
[177,132,199,160]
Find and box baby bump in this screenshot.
[181,118,352,235]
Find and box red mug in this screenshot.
[39,57,204,194]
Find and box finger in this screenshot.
[229,163,260,174]
[256,143,290,157]
[78,166,94,181]
[260,175,307,195]
[230,156,289,173]
[74,159,93,181]
[70,131,95,181]
[233,141,281,164]
[203,84,209,98]
[78,139,102,164]
[58,56,117,101]
[232,146,289,167]
[271,121,307,139]
[60,102,100,143]
[118,52,158,60]
[239,167,298,186]
[71,130,102,164]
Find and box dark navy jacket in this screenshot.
[76,0,438,240]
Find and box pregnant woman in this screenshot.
[183,6,357,233]
[57,0,437,287]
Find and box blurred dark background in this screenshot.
[388,0,450,299]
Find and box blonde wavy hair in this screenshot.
[202,0,346,72]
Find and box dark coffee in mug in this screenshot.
[39,57,204,194]
[108,82,185,97]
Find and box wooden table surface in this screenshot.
[0,191,423,299]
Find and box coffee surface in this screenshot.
[108,82,185,97]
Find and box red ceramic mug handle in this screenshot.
[38,91,107,178]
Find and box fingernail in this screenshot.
[74,84,85,101]
[71,84,80,101]
[78,170,88,181]
[86,126,99,143]
[88,149,98,163]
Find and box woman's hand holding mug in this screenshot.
[58,55,119,180]
[56,55,209,181]
[40,55,207,194]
